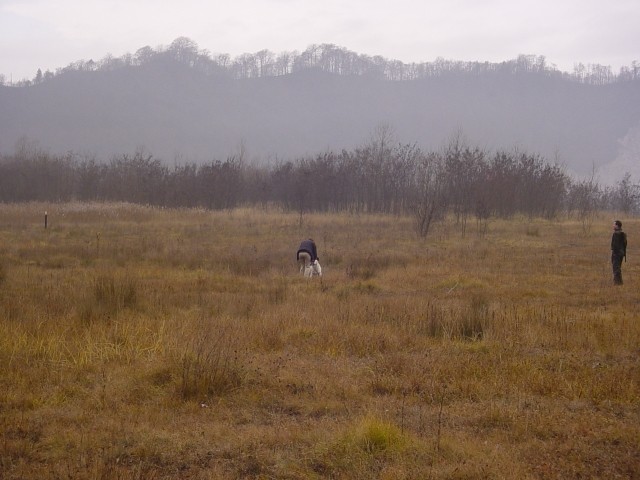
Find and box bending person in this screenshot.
[297,238,319,277]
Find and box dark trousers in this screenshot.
[612,253,624,285]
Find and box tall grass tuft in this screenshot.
[94,271,138,310]
[267,275,288,304]
[352,417,407,454]
[416,302,447,338]
[416,295,489,341]
[79,270,139,323]
[177,320,244,400]
[459,293,489,340]
[320,416,412,475]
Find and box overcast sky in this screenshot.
[1,0,638,81]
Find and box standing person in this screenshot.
[297,238,319,277]
[611,220,627,285]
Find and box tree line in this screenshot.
[4,37,639,87]
[1,138,637,237]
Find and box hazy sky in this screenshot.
[1,0,638,81]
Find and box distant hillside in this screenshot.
[1,41,639,176]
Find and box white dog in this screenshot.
[302,260,322,278]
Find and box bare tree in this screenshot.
[215,53,231,69]
[274,52,293,76]
[168,37,199,66]
[255,49,275,77]
[567,168,601,235]
[609,173,640,214]
[442,131,484,236]
[412,152,447,238]
[134,46,156,65]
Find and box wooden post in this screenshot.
[44,211,48,229]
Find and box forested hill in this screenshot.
[1,40,639,176]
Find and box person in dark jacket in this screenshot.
[611,220,627,285]
[297,238,318,276]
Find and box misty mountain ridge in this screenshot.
[1,40,639,181]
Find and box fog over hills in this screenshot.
[1,42,639,180]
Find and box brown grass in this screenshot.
[0,202,638,479]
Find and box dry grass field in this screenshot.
[0,202,638,479]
